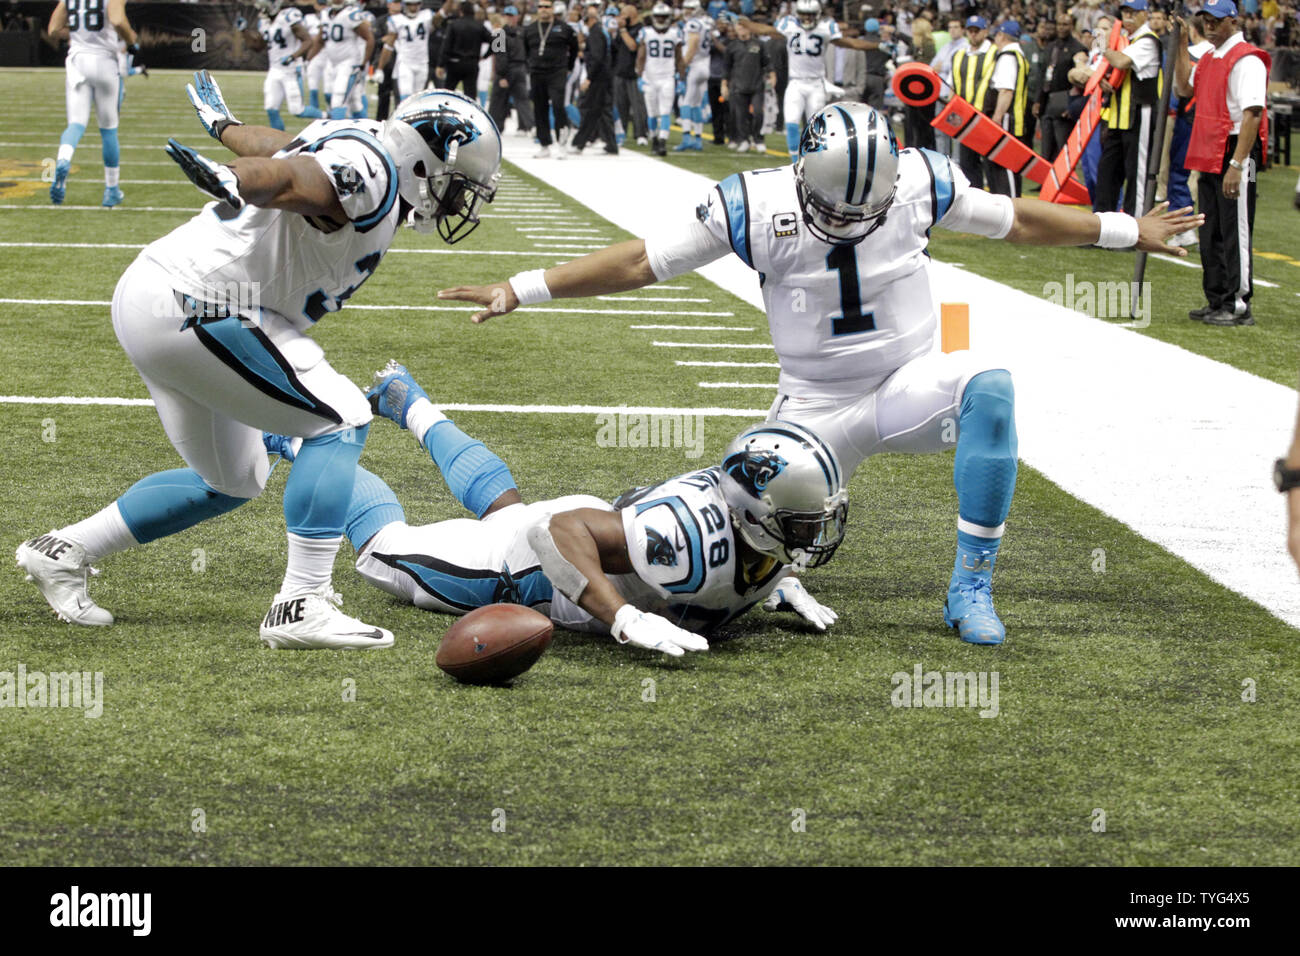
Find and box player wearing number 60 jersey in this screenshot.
[321,0,374,119]
[47,0,138,207]
[283,362,845,658]
[15,82,503,651]
[438,102,1203,647]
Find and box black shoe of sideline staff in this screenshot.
[1202,308,1255,327]
[1188,305,1215,321]
[603,146,618,154]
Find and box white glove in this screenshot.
[610,604,709,658]
[186,69,243,141]
[763,576,838,631]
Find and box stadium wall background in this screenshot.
[2,2,273,69]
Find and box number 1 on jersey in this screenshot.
[827,244,875,336]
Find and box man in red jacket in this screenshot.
[1174,0,1270,327]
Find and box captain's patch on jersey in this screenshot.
[773,211,799,238]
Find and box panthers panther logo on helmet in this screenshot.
[408,109,481,164]
[723,450,788,498]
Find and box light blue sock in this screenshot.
[328,105,347,120]
[424,420,518,518]
[100,127,119,168]
[785,122,801,158]
[266,108,285,130]
[648,115,657,133]
[115,468,248,543]
[951,369,1017,586]
[344,466,406,552]
[283,424,368,538]
[60,122,86,152]
[310,89,320,109]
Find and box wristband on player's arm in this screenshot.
[1094,211,1139,249]
[508,268,552,305]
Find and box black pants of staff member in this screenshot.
[862,73,887,110]
[708,77,726,144]
[986,130,1029,197]
[729,88,764,144]
[1039,111,1073,169]
[612,75,647,141]
[374,66,397,121]
[1095,108,1157,215]
[775,72,787,128]
[441,61,479,98]
[489,67,534,133]
[958,142,985,190]
[1199,135,1261,318]
[904,102,935,150]
[530,69,568,146]
[572,76,617,151]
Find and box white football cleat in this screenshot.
[16,532,113,626]
[259,585,394,650]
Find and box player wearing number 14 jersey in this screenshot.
[438,102,1202,646]
[15,82,503,650]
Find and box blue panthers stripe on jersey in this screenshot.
[918,148,955,226]
[635,495,706,595]
[189,317,343,423]
[303,128,398,232]
[716,173,753,269]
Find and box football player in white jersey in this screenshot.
[673,0,713,152]
[740,2,880,158]
[378,0,433,100]
[265,364,843,656]
[16,81,503,651]
[238,0,318,129]
[438,102,1203,647]
[636,2,683,156]
[303,4,329,116]
[47,0,139,207]
[320,0,374,119]
[115,35,147,114]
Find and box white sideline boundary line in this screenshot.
[0,297,735,318]
[0,395,769,417]
[499,145,1300,630]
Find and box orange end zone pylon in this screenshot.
[941,303,969,353]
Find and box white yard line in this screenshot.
[0,297,734,317]
[630,324,753,331]
[499,143,1300,630]
[676,360,782,368]
[651,341,774,349]
[697,382,778,389]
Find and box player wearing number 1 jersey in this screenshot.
[47,0,138,207]
[275,362,845,658]
[439,102,1202,647]
[15,82,503,650]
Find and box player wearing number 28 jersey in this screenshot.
[439,102,1202,647]
[15,82,503,651]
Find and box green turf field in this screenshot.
[1,68,1298,866]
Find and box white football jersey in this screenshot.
[576,468,787,635]
[776,15,840,81]
[322,4,367,63]
[679,16,713,64]
[142,120,401,330]
[260,7,306,67]
[388,9,432,66]
[65,0,120,57]
[640,25,680,80]
[695,149,963,399]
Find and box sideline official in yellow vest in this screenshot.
[1096,0,1164,215]
[989,19,1030,196]
[950,14,994,190]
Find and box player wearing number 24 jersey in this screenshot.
[15,82,503,652]
[286,361,846,659]
[438,101,1202,648]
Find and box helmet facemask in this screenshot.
[795,163,895,245]
[412,163,497,243]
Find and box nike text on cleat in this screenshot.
[102,186,124,207]
[50,159,69,205]
[365,359,430,429]
[258,585,394,649]
[943,581,1006,646]
[15,532,113,626]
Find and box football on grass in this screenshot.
[435,604,554,685]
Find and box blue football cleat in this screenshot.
[102,185,124,207]
[366,359,430,429]
[262,432,300,462]
[298,106,324,119]
[49,159,69,204]
[943,580,1006,645]
[673,135,695,152]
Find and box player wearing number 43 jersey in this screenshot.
[262,362,846,658]
[15,78,502,650]
[440,102,1203,646]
